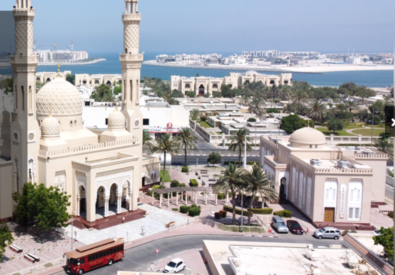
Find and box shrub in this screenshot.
[188,205,201,217]
[223,205,252,217]
[217,193,225,200]
[189,179,199,187]
[247,118,256,122]
[171,180,180,187]
[336,143,373,147]
[172,208,179,212]
[273,210,292,218]
[200,115,207,122]
[181,166,189,173]
[251,208,273,214]
[179,183,186,187]
[180,206,189,214]
[223,161,259,166]
[388,211,394,219]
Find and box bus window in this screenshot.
[81,258,85,264]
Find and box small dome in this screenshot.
[245,70,258,75]
[41,116,60,138]
[289,127,326,148]
[108,108,125,130]
[36,78,82,116]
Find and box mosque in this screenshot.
[0,0,160,228]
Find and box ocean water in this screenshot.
[0,52,393,87]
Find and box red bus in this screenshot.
[65,238,124,274]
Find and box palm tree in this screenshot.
[278,85,293,101]
[176,127,198,167]
[248,96,265,118]
[292,89,308,114]
[228,129,253,167]
[151,134,180,185]
[143,130,153,152]
[190,109,200,121]
[213,163,245,224]
[374,137,394,160]
[344,100,358,113]
[308,101,326,124]
[242,164,278,225]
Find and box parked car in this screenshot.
[271,216,288,233]
[163,258,186,273]
[313,227,341,240]
[287,220,304,234]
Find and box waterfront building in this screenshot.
[170,71,293,96]
[260,127,387,229]
[0,0,160,226]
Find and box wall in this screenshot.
[0,161,13,222]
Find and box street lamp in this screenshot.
[240,193,244,233]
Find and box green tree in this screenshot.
[151,134,180,185]
[280,114,308,134]
[242,164,278,225]
[190,109,200,121]
[213,163,245,224]
[327,118,344,134]
[373,226,394,260]
[113,85,122,95]
[170,90,184,98]
[212,91,222,98]
[228,129,253,168]
[143,130,153,151]
[0,223,14,260]
[308,101,326,124]
[65,74,75,85]
[12,182,71,230]
[176,127,198,167]
[374,136,394,160]
[0,77,13,94]
[292,89,308,114]
[266,108,279,113]
[207,152,222,166]
[186,91,195,98]
[91,84,111,102]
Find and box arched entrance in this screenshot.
[198,84,205,97]
[95,186,106,217]
[106,81,112,87]
[79,185,86,214]
[280,177,287,202]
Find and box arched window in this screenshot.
[348,180,362,221]
[130,80,133,101]
[21,86,24,111]
[15,86,17,109]
[28,86,32,110]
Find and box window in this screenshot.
[309,145,312,148]
[143,119,149,126]
[213,84,218,89]
[105,118,108,125]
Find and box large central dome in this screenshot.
[36,78,82,116]
[289,127,326,148]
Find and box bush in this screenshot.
[146,185,164,199]
[181,166,189,173]
[223,205,252,217]
[186,91,195,98]
[273,210,292,218]
[223,161,259,166]
[217,193,225,200]
[247,118,256,122]
[188,205,201,217]
[388,211,394,219]
[180,206,189,214]
[251,208,273,214]
[179,183,186,187]
[189,179,199,187]
[200,115,207,122]
[171,180,180,187]
[213,91,221,98]
[172,208,179,212]
[335,143,373,147]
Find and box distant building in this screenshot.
[75,73,122,87]
[171,71,293,96]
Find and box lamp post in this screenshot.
[240,193,243,233]
[71,216,74,251]
[371,108,375,144]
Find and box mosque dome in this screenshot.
[108,108,125,130]
[40,116,60,138]
[36,78,82,116]
[289,127,326,148]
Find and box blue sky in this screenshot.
[0,0,394,54]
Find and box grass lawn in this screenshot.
[351,128,385,136]
[316,127,355,136]
[160,170,171,182]
[216,132,222,135]
[199,121,213,128]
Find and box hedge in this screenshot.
[188,205,201,217]
[336,143,373,147]
[172,208,179,212]
[180,206,189,214]
[223,161,259,166]
[223,205,252,217]
[189,179,199,187]
[182,166,189,172]
[273,210,293,218]
[388,211,394,219]
[217,192,233,200]
[171,180,180,187]
[251,208,273,214]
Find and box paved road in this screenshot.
[193,131,216,150]
[172,155,260,166]
[54,233,343,275]
[385,185,394,202]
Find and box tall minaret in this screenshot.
[120,0,143,145]
[10,0,41,192]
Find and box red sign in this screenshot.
[156,249,160,253]
[166,123,173,128]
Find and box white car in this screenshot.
[163,258,186,273]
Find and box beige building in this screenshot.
[260,127,387,229]
[0,0,160,225]
[170,71,293,96]
[36,70,71,83]
[75,73,122,88]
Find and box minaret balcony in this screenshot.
[122,13,141,21]
[13,8,35,17]
[9,55,39,65]
[119,53,144,63]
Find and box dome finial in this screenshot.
[56,62,61,77]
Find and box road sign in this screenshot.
[156,249,160,253]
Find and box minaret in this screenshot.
[10,0,41,192]
[120,0,143,144]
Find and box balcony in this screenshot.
[119,53,144,63]
[122,13,141,21]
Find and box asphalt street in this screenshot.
[54,233,344,275]
[385,184,394,202]
[171,155,260,166]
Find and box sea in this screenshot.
[0,52,393,88]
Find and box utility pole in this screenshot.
[243,136,247,169]
[371,108,374,144]
[240,193,243,233]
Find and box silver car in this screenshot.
[271,216,288,233]
[313,227,341,240]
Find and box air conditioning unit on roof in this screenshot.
[337,160,350,168]
[310,159,321,166]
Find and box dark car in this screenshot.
[286,220,304,234]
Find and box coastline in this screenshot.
[0,58,106,67]
[143,60,394,74]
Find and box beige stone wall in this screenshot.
[0,162,13,221]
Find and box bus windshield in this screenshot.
[67,258,80,266]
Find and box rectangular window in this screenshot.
[143,119,149,125]
[105,118,108,125]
